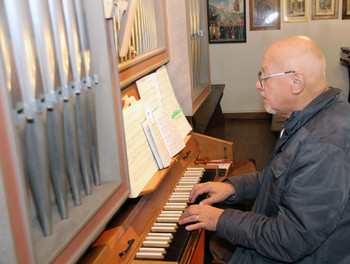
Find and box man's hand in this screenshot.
[178,204,224,231]
[189,181,236,205]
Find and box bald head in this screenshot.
[264,36,327,90]
[258,36,329,117]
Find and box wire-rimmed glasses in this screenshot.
[258,70,296,88]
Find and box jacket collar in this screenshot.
[276,87,340,148]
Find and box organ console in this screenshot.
[80,132,236,264]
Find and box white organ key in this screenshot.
[179,178,198,183]
[160,210,183,214]
[163,206,185,211]
[184,170,203,175]
[159,213,182,218]
[174,187,193,192]
[151,226,176,232]
[136,252,164,259]
[145,236,171,242]
[186,167,205,171]
[175,185,194,189]
[171,192,190,196]
[183,173,202,177]
[168,197,189,202]
[165,202,187,206]
[143,240,170,247]
[138,247,166,253]
[170,195,189,200]
[165,202,187,209]
[147,232,173,238]
[177,182,197,186]
[179,177,199,181]
[153,222,177,228]
[179,177,201,181]
[157,216,180,222]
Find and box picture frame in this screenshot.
[312,0,338,19]
[249,0,281,30]
[207,0,246,43]
[342,0,350,19]
[283,0,309,22]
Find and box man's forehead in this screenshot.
[262,51,285,72]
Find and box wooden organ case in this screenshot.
[0,0,230,264]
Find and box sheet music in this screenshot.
[122,100,159,198]
[153,106,185,157]
[136,72,162,112]
[142,118,172,169]
[156,66,192,139]
[142,119,162,169]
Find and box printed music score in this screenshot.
[142,117,172,169]
[152,106,185,158]
[122,100,159,198]
[156,66,192,139]
[136,72,162,112]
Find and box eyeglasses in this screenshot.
[258,70,296,88]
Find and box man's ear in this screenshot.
[291,72,305,95]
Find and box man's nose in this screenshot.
[256,80,263,90]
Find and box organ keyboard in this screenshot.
[135,167,212,261]
[80,133,235,264]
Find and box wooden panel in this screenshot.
[192,132,234,161]
[223,112,271,120]
[189,230,205,264]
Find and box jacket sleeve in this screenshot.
[224,171,263,203]
[216,142,350,262]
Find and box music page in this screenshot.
[142,118,172,169]
[153,106,185,157]
[156,66,192,139]
[122,100,159,198]
[136,72,162,112]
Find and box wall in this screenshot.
[209,9,350,114]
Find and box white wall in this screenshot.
[209,10,350,114]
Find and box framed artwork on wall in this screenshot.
[249,0,281,30]
[207,0,246,43]
[312,0,339,19]
[342,0,350,19]
[283,0,309,21]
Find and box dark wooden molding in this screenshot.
[223,112,271,120]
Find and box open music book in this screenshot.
[136,66,191,160]
[123,67,192,197]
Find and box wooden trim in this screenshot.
[193,84,211,114]
[223,112,271,120]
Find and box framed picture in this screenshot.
[283,0,309,21]
[312,0,338,19]
[342,0,350,19]
[207,0,246,43]
[249,0,281,30]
